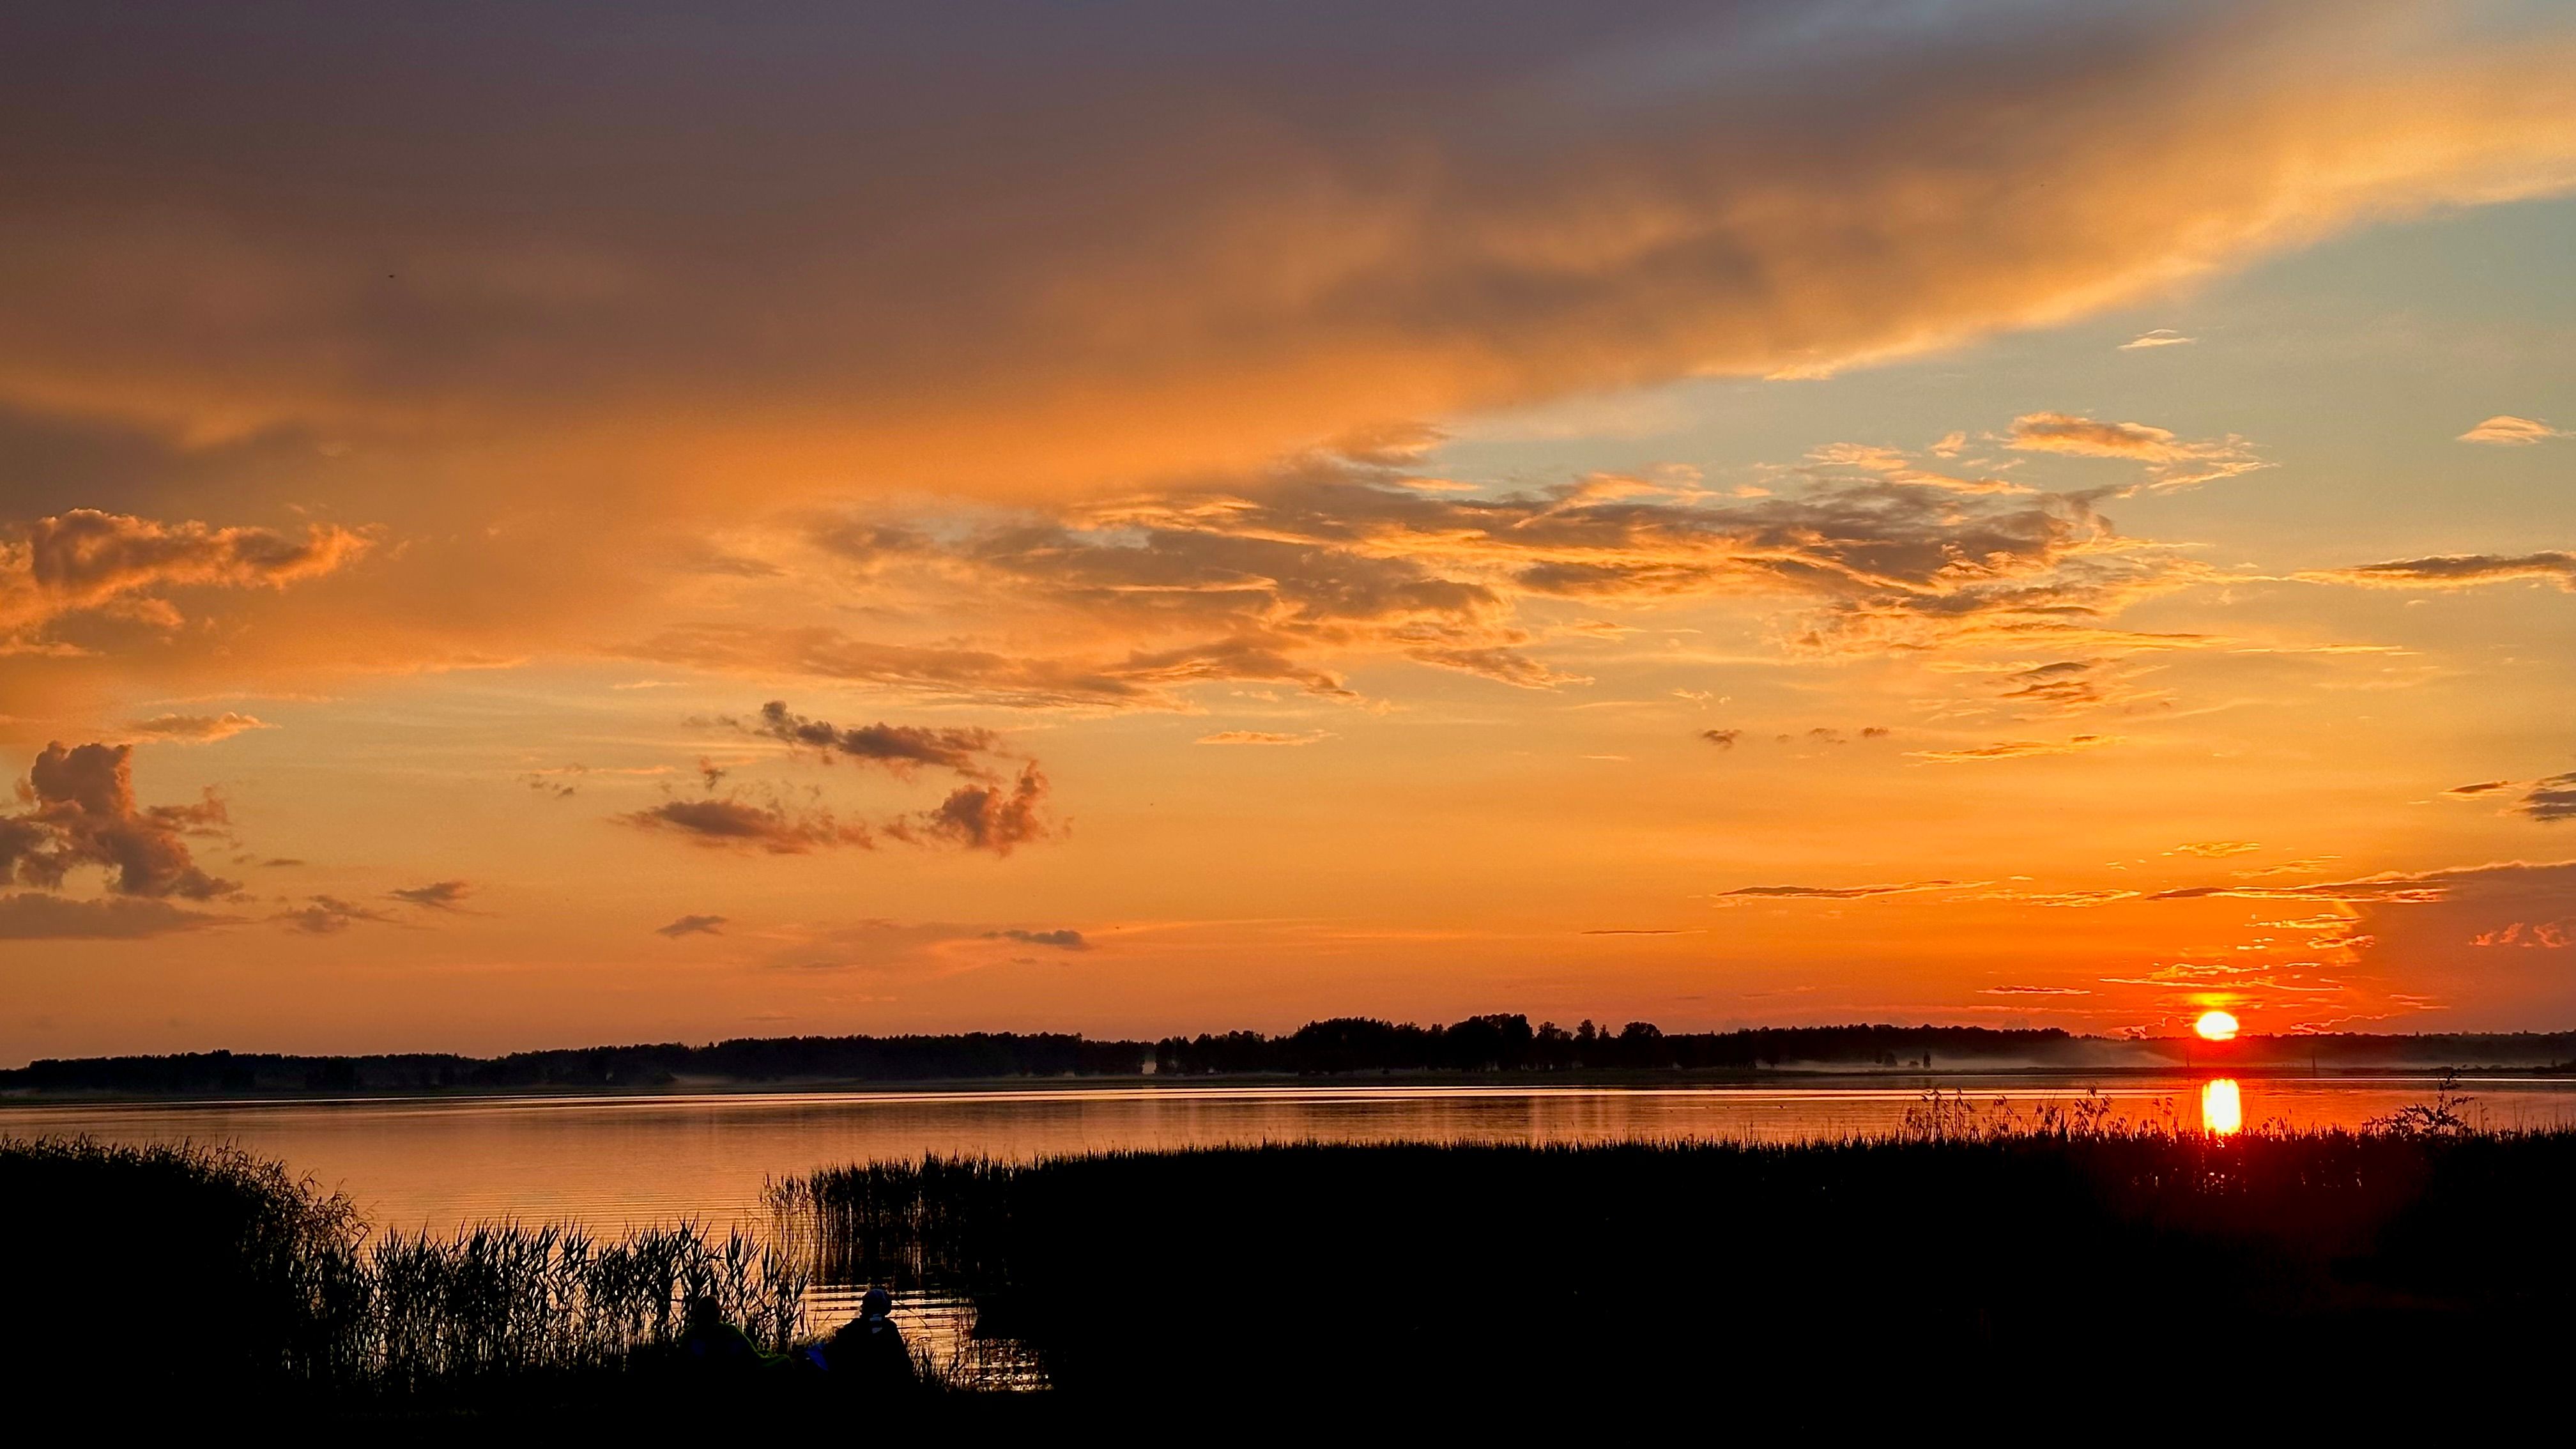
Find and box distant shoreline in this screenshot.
[7,1058,2571,1109]
[9,1016,2573,1103]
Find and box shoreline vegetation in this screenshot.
[8,1015,2575,1100]
[10,1078,2575,1423]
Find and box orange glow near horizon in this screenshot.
[2201,1078,2243,1136]
[2195,1011,2241,1042]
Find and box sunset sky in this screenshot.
[6,0,2576,1062]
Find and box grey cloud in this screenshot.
[742,700,1007,778]
[0,891,232,939]
[887,765,1054,856]
[621,796,873,854]
[2302,551,2576,591]
[388,879,472,910]
[656,913,730,937]
[2441,772,2576,822]
[984,928,1089,951]
[273,894,398,933]
[2515,773,2576,823]
[1717,880,1967,900]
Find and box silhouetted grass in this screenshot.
[770,1120,2576,1413]
[0,1135,803,1414]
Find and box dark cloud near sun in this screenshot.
[2441,772,2576,822]
[656,914,729,938]
[2513,773,2576,824]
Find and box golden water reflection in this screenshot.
[2201,1078,2243,1135]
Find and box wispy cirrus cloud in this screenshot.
[1715,880,1971,901]
[2003,413,2264,490]
[120,712,276,744]
[1908,735,2114,763]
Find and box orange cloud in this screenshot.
[3,4,2570,510]
[0,510,371,642]
[2004,413,2265,490]
[2457,415,2570,445]
[0,742,235,900]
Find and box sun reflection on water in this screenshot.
[2201,1078,2243,1136]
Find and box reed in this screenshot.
[1,1135,805,1408]
[769,1123,2576,1405]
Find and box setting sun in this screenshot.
[2195,1011,2241,1042]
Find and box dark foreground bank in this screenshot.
[11,1119,2576,1426]
[769,1125,2576,1422]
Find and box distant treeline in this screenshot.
[1149,1016,2080,1073]
[6,1016,2573,1094]
[0,1033,1146,1096]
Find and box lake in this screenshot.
[9,1074,2573,1231]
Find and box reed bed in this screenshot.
[1,1135,804,1407]
[769,1116,2576,1406]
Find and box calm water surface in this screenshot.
[10,1075,2573,1231]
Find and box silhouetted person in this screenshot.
[827,1287,914,1391]
[679,1293,776,1372]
